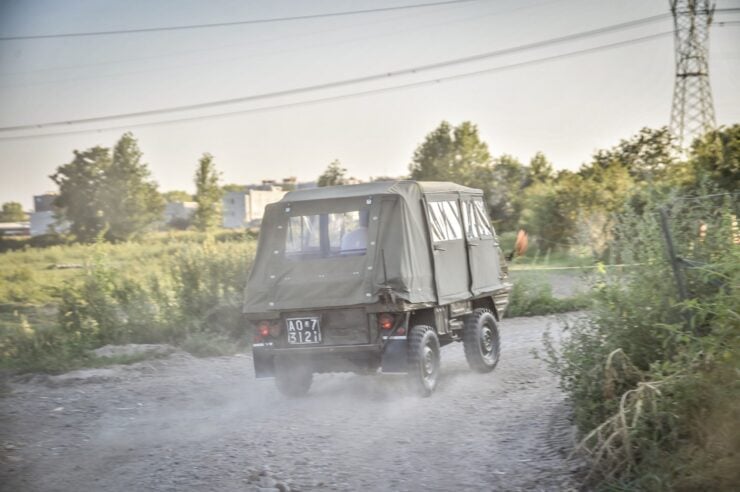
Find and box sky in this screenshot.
[0,0,739,210]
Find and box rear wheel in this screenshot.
[407,325,440,397]
[274,358,313,397]
[463,308,500,373]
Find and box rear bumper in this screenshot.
[252,340,408,377]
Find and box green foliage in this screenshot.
[222,183,246,193]
[104,133,165,241]
[0,201,28,222]
[50,146,112,241]
[192,153,222,231]
[588,127,679,182]
[49,133,164,242]
[162,190,193,203]
[506,277,591,317]
[689,124,740,194]
[0,234,255,372]
[317,159,348,187]
[542,195,740,490]
[409,120,494,193]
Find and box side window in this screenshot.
[473,198,494,237]
[428,200,463,243]
[461,201,478,239]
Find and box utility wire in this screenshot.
[0,29,683,141]
[0,13,688,134]
[0,0,482,41]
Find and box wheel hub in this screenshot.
[423,346,435,378]
[481,326,493,355]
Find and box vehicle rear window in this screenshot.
[428,200,463,243]
[285,209,368,259]
[461,198,494,239]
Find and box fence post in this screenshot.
[658,208,695,334]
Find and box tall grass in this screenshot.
[542,195,740,490]
[0,234,255,372]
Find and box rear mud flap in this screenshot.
[381,339,408,373]
[253,348,275,378]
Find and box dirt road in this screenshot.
[1,314,582,492]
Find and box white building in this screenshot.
[30,211,56,236]
[0,221,30,237]
[223,187,287,228]
[29,193,68,236]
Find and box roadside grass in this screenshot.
[0,231,255,373]
[2,229,597,373]
[506,274,593,318]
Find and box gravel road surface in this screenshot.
[1,314,582,492]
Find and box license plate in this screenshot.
[286,317,322,344]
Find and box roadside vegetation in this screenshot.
[0,231,255,372]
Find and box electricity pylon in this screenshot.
[669,0,717,150]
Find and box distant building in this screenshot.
[29,193,68,237]
[30,211,56,236]
[223,187,287,228]
[0,222,30,237]
[163,201,197,228]
[33,193,56,212]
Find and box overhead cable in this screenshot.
[0,13,686,133]
[0,0,482,41]
[0,30,683,141]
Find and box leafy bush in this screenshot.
[542,194,739,490]
[507,277,592,317]
[1,237,255,371]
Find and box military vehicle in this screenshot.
[243,181,517,396]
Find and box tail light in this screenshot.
[378,313,395,330]
[254,320,281,342]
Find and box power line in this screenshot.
[0,29,681,141]
[0,0,482,41]
[0,13,683,133]
[0,0,564,86]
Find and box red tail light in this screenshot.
[378,313,395,330]
[257,321,270,338]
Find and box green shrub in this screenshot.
[507,277,592,317]
[542,195,740,489]
[1,236,256,372]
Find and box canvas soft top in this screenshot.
[243,180,489,315]
[280,180,482,203]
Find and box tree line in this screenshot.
[4,122,737,246]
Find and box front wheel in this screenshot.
[463,308,500,373]
[274,358,313,397]
[407,325,441,397]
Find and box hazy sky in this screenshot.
[1,0,739,209]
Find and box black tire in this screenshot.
[463,308,500,373]
[274,358,313,397]
[407,325,441,397]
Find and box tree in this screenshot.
[689,124,740,193]
[222,183,246,193]
[103,133,164,241]
[317,160,347,187]
[0,202,27,222]
[193,153,222,231]
[528,152,554,184]
[51,147,112,242]
[162,190,193,203]
[409,121,492,188]
[487,154,528,231]
[588,127,678,182]
[50,134,165,242]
